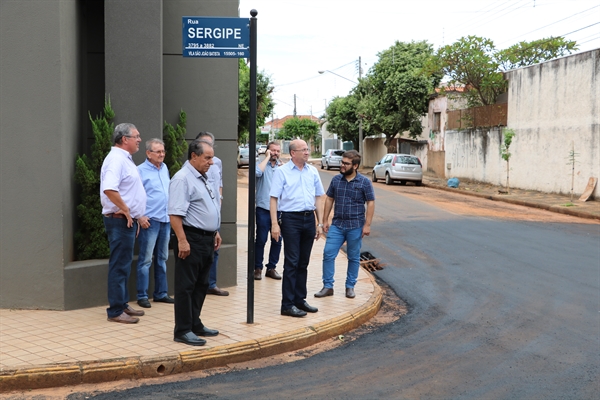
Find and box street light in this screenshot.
[318,58,364,157]
[318,70,357,84]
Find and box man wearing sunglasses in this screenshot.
[315,150,375,300]
[100,123,149,324]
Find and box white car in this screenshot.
[257,145,267,155]
[321,149,345,170]
[372,153,423,186]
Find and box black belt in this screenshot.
[183,225,217,237]
[104,213,137,222]
[282,210,314,216]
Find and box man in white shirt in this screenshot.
[100,123,150,324]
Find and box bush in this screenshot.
[74,98,114,260]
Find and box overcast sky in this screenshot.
[237,0,600,119]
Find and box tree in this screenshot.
[357,40,441,148]
[238,59,275,144]
[74,98,114,260]
[278,117,320,143]
[501,128,515,194]
[163,109,188,177]
[434,36,577,107]
[325,95,360,150]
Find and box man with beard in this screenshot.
[254,141,283,280]
[314,150,375,299]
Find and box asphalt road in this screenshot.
[67,169,599,400]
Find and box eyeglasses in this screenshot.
[125,135,141,140]
[341,161,352,166]
[292,148,310,153]
[149,150,166,154]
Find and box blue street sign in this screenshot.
[182,17,250,58]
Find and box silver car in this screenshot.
[237,147,256,168]
[321,149,345,170]
[372,153,423,185]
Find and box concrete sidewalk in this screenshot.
[0,180,382,393]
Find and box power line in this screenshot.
[499,4,600,45]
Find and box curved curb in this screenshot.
[0,277,383,393]
[422,183,600,221]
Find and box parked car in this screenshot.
[257,144,267,155]
[237,147,256,168]
[372,153,423,185]
[321,149,345,170]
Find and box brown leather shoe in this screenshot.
[345,288,356,299]
[254,269,262,280]
[207,287,229,296]
[124,305,145,317]
[265,269,282,280]
[314,287,334,298]
[108,312,139,324]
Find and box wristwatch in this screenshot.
[317,224,323,227]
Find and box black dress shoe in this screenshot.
[154,295,175,304]
[296,301,318,313]
[137,298,151,308]
[193,326,219,337]
[265,269,282,280]
[174,332,206,346]
[281,306,307,317]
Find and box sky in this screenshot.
[237,0,600,119]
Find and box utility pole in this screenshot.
[293,94,297,117]
[358,56,363,157]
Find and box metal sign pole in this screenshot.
[246,9,258,324]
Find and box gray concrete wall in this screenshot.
[163,0,240,288]
[105,0,163,165]
[0,0,81,309]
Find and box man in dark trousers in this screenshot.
[168,139,221,346]
[270,139,325,317]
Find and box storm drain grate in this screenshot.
[360,251,385,272]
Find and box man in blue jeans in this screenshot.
[100,123,149,324]
[254,141,283,280]
[136,138,174,308]
[315,150,375,299]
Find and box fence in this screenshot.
[446,103,507,130]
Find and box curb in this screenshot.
[0,275,383,393]
[422,183,600,221]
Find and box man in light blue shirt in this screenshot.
[169,140,222,346]
[254,142,283,280]
[195,132,229,296]
[135,139,174,309]
[269,139,325,318]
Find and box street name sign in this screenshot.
[182,17,249,58]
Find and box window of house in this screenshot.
[433,112,441,132]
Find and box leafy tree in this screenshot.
[325,95,360,150]
[238,59,275,144]
[163,110,188,177]
[74,98,114,260]
[278,117,320,143]
[357,40,441,148]
[434,36,577,107]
